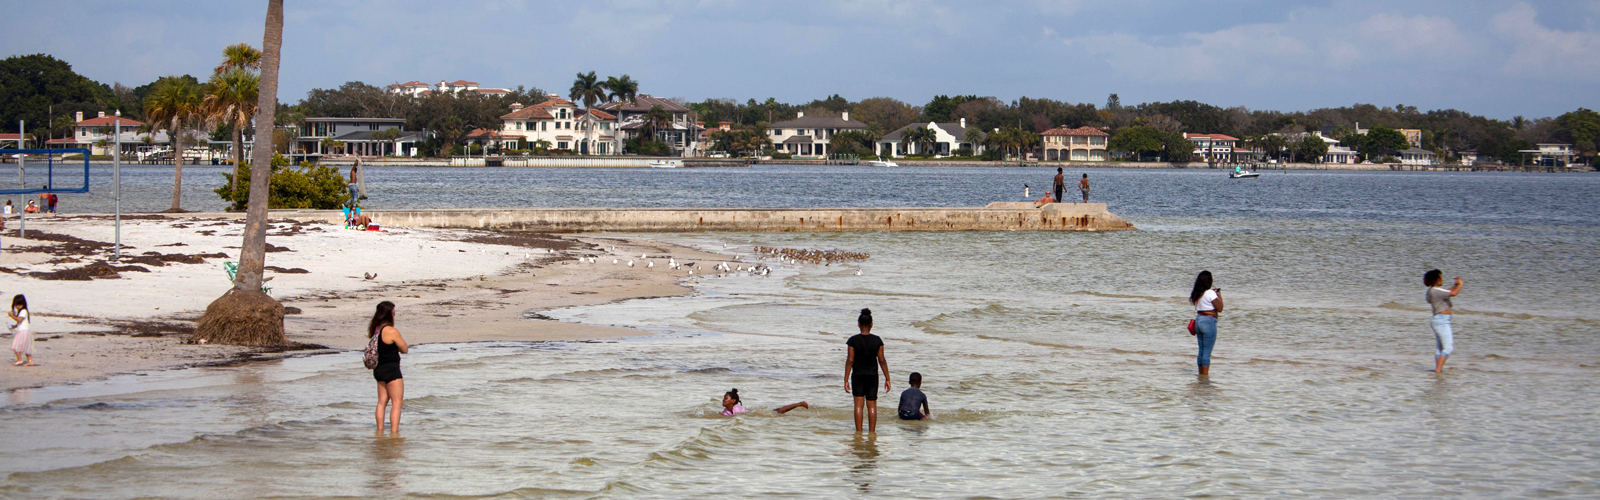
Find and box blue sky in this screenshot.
[4,0,1598,119]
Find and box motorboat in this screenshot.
[866,159,898,167]
[648,159,683,168]
[1228,165,1260,178]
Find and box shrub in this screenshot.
[771,152,793,160]
[952,146,973,157]
[216,154,350,211]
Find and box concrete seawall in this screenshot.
[280,203,1135,233]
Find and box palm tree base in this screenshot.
[194,287,285,346]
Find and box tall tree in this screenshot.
[602,75,638,154]
[197,0,286,346]
[143,77,203,211]
[204,68,259,194]
[0,54,116,134]
[569,71,606,109]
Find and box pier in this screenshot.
[281,203,1135,232]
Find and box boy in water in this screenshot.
[898,372,930,420]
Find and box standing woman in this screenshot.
[369,301,409,433]
[1190,271,1222,376]
[1424,269,1462,374]
[10,295,33,366]
[844,308,890,433]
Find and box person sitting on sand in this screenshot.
[24,200,37,214]
[898,372,930,420]
[721,388,809,416]
[10,295,34,366]
[3,200,12,215]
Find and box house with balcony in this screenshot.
[494,96,618,154]
[1518,143,1577,167]
[1041,126,1109,161]
[875,118,985,157]
[43,111,167,156]
[599,95,702,156]
[766,111,869,157]
[293,117,427,158]
[1183,133,1240,162]
[1399,147,1436,166]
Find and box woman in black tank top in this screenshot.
[844,308,890,434]
[369,301,409,433]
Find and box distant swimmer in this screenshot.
[1424,269,1463,374]
[845,308,890,433]
[720,388,809,416]
[1190,271,1222,377]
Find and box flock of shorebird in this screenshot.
[574,245,867,277]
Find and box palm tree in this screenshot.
[640,105,672,145]
[215,43,262,74]
[901,126,936,156]
[569,71,607,109]
[603,75,638,155]
[144,78,203,212]
[197,0,283,346]
[963,127,986,155]
[203,68,259,193]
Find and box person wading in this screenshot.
[1424,269,1463,374]
[1190,271,1222,377]
[844,308,890,433]
[369,301,409,433]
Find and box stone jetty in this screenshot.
[285,202,1135,232]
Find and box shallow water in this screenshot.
[3,168,1599,498]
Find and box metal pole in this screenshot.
[18,120,24,238]
[114,117,122,260]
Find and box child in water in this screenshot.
[898,372,930,420]
[721,388,809,416]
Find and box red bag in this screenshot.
[1186,319,1196,336]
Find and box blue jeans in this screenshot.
[1195,315,1218,367]
[1430,314,1454,358]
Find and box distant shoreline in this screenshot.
[64,158,1593,172]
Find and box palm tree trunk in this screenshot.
[235,0,283,292]
[230,125,244,195]
[170,124,183,211]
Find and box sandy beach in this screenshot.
[0,213,730,392]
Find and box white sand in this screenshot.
[0,214,731,391]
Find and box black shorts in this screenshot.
[373,363,402,383]
[851,373,878,401]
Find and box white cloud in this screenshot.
[1492,2,1600,80]
[1065,23,1314,83]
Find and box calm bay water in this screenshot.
[4,166,1599,498]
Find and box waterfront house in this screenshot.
[1398,129,1422,148]
[599,95,702,156]
[44,111,167,156]
[766,112,869,157]
[1518,143,1576,167]
[496,96,619,154]
[1456,149,1479,165]
[1399,147,1436,166]
[1183,133,1239,162]
[1041,126,1109,161]
[875,119,985,157]
[294,117,427,158]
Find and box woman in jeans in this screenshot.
[1190,271,1223,376]
[1424,269,1462,373]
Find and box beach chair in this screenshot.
[223,261,273,294]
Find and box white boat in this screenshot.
[1229,170,1260,179]
[647,159,683,168]
[866,159,898,167]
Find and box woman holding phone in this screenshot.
[1190,271,1223,376]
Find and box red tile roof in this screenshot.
[0,133,22,140]
[1041,126,1109,137]
[77,116,145,127]
[500,98,579,120]
[465,128,504,138]
[578,108,616,120]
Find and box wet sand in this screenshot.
[0,214,730,392]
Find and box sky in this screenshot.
[4,0,1598,119]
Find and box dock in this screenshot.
[283,203,1135,232]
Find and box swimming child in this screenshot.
[10,295,34,366]
[721,388,809,416]
[897,372,930,420]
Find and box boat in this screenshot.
[647,159,683,168]
[1228,165,1260,178]
[866,159,898,167]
